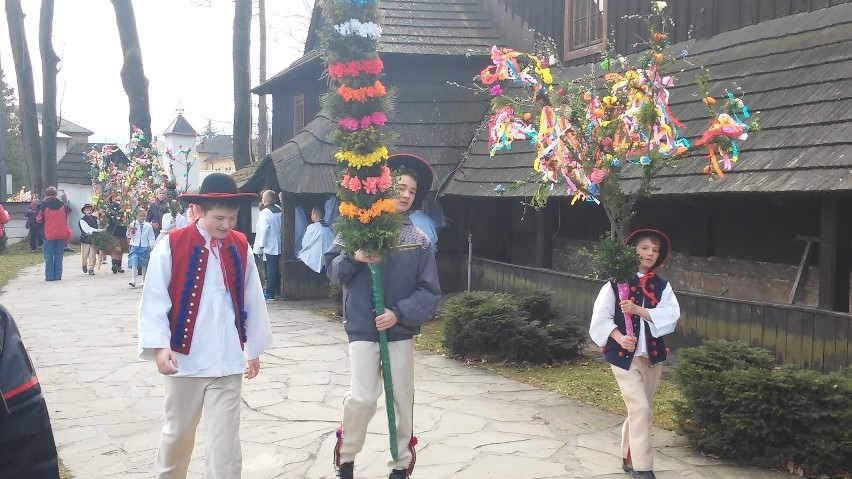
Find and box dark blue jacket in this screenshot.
[325,219,441,342]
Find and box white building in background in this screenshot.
[161,112,200,193]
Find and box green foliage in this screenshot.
[673,340,852,476]
[581,235,640,282]
[89,231,116,252]
[331,210,403,254]
[1,68,28,190]
[443,290,585,364]
[0,230,7,254]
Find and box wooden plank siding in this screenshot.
[443,256,852,372]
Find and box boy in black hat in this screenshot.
[79,203,104,275]
[326,153,441,479]
[588,229,681,479]
[137,173,273,478]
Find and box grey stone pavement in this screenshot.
[0,255,793,479]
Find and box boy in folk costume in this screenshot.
[137,173,273,479]
[127,206,157,288]
[326,154,441,479]
[589,229,680,479]
[79,203,104,275]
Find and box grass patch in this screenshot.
[415,315,681,431]
[60,459,72,479]
[0,240,43,289]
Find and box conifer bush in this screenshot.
[673,340,852,476]
[442,289,584,364]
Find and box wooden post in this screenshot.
[535,206,553,268]
[818,197,851,312]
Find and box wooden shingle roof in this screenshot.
[255,0,501,94]
[262,69,489,195]
[442,2,852,197]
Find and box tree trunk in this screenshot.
[110,0,151,148]
[4,0,42,192]
[39,0,58,187]
[233,0,251,169]
[256,0,268,159]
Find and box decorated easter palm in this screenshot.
[480,1,758,243]
[318,0,402,462]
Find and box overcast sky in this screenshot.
[1,0,315,145]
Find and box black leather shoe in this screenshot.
[633,471,656,479]
[337,461,354,479]
[622,458,633,473]
[389,469,408,479]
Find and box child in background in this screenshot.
[137,173,272,478]
[588,229,680,479]
[79,203,104,275]
[127,206,156,288]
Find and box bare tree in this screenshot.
[233,0,252,169]
[39,0,58,187]
[110,0,151,148]
[256,0,268,159]
[4,0,42,192]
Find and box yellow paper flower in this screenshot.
[335,146,389,168]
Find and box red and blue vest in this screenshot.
[602,274,670,370]
[167,226,249,354]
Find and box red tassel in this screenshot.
[405,435,418,476]
[333,428,344,468]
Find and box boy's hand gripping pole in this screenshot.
[369,262,399,462]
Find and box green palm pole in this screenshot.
[369,262,398,461]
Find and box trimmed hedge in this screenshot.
[442,289,585,364]
[673,340,852,476]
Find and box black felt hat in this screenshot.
[178,173,257,204]
[387,153,433,210]
[81,203,94,214]
[625,228,671,270]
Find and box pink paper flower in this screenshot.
[345,175,362,192]
[363,176,379,194]
[589,168,606,184]
[490,85,504,96]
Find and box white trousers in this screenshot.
[157,374,243,479]
[611,356,662,471]
[340,340,415,471]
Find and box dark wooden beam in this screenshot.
[818,197,851,312]
[535,206,553,268]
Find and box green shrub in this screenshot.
[442,289,585,364]
[673,340,852,476]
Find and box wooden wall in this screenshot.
[496,0,852,58]
[448,255,851,372]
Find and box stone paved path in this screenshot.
[0,255,793,478]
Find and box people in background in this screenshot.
[298,206,334,273]
[408,209,437,253]
[24,194,43,252]
[127,206,156,288]
[36,186,71,282]
[79,203,104,275]
[253,190,282,301]
[147,189,170,237]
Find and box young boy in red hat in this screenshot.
[589,229,681,479]
[137,173,273,478]
[326,153,441,479]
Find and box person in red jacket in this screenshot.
[36,186,71,281]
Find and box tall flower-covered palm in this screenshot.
[318,0,402,461]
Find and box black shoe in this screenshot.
[337,462,354,479]
[112,262,118,274]
[388,469,408,479]
[83,265,88,274]
[633,471,656,479]
[622,458,633,473]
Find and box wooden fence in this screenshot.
[444,256,851,373]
